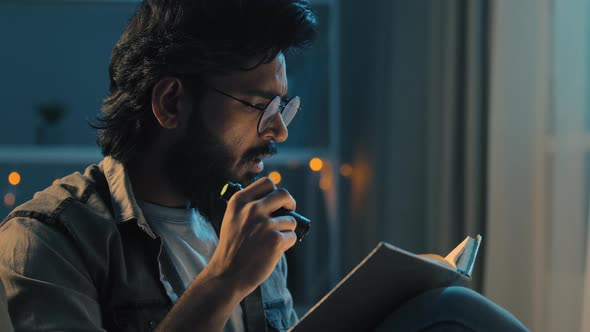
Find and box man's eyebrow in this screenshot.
[242,88,287,100]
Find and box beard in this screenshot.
[162,111,277,221]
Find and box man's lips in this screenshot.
[245,154,272,173]
[248,159,264,173]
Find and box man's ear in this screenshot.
[151,77,185,129]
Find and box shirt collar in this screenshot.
[99,156,157,239]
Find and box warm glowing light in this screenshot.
[309,158,323,172]
[339,164,353,177]
[52,179,60,185]
[8,172,21,186]
[4,193,15,207]
[320,177,331,191]
[268,171,282,184]
[351,154,372,215]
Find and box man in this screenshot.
[0,1,529,331]
[0,0,314,331]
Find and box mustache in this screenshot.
[242,142,278,162]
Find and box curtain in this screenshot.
[424,0,490,292]
[339,0,491,291]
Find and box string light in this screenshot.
[4,193,15,207]
[339,164,353,177]
[320,177,331,191]
[268,171,282,184]
[8,172,21,186]
[309,158,323,172]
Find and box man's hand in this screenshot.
[155,177,297,332]
[207,176,298,296]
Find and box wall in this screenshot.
[0,2,137,145]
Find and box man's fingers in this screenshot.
[269,215,297,232]
[278,228,298,250]
[232,177,276,202]
[268,217,297,251]
[256,188,296,214]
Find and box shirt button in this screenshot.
[148,321,156,329]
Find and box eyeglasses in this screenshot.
[207,85,301,135]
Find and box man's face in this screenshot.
[164,54,289,212]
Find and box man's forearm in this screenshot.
[155,267,246,332]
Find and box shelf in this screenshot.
[0,145,332,165]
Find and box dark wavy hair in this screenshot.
[93,0,317,164]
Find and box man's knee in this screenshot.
[374,286,529,332]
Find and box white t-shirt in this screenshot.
[138,200,245,332]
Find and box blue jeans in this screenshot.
[374,286,529,332]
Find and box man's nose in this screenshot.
[260,113,288,143]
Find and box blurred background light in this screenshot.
[309,157,323,172]
[339,163,353,177]
[8,171,21,186]
[3,193,15,207]
[268,171,282,184]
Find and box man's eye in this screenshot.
[245,102,267,111]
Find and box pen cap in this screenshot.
[220,182,243,201]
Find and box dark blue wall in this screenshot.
[0,2,137,145]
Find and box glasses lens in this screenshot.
[258,97,281,133]
[281,96,300,127]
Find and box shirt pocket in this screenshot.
[264,297,294,332]
[110,300,168,332]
